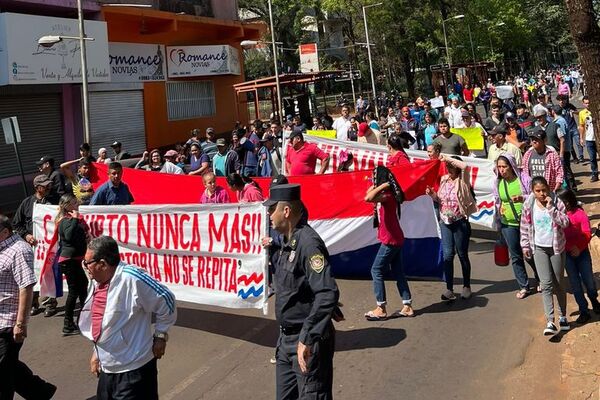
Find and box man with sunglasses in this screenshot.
[0,215,56,399]
[79,236,176,400]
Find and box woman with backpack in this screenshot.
[426,155,477,301]
[494,154,540,299]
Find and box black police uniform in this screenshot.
[275,222,339,400]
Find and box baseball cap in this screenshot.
[260,134,275,142]
[36,155,54,166]
[164,149,178,158]
[206,127,215,134]
[111,141,122,148]
[505,112,515,120]
[492,125,507,136]
[79,143,91,151]
[288,127,303,140]
[270,174,289,188]
[529,127,547,140]
[533,106,548,117]
[33,174,52,187]
[216,138,227,147]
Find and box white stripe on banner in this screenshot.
[310,196,441,256]
[400,195,441,239]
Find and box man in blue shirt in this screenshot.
[90,162,135,206]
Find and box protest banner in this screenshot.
[306,129,337,139]
[451,127,485,151]
[495,85,514,100]
[34,203,269,311]
[430,96,445,109]
[305,135,497,229]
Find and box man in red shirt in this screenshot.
[286,130,330,175]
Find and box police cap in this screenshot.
[263,183,301,207]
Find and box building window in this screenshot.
[166,81,216,120]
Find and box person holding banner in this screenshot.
[90,162,135,206]
[364,167,414,320]
[0,215,57,400]
[200,172,230,204]
[426,155,477,301]
[55,194,89,335]
[227,173,264,202]
[264,184,339,400]
[79,236,176,400]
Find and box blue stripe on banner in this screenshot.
[123,267,175,313]
[330,238,443,279]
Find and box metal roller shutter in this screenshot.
[89,90,146,156]
[0,92,63,179]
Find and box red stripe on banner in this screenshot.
[90,160,440,220]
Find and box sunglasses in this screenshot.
[82,259,100,268]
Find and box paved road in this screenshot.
[18,237,544,400]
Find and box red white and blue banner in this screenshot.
[305,135,497,230]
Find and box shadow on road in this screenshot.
[417,295,489,314]
[175,307,406,352]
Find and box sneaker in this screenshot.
[441,290,456,301]
[543,322,559,336]
[30,305,42,316]
[592,176,599,183]
[62,322,80,336]
[269,357,276,365]
[461,287,472,299]
[575,313,591,324]
[559,317,570,332]
[44,306,57,318]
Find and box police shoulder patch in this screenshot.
[310,254,325,273]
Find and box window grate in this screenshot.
[166,81,216,121]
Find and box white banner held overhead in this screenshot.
[33,203,268,310]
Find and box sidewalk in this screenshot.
[505,158,600,399]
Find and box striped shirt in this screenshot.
[0,234,36,329]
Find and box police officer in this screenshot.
[264,183,340,400]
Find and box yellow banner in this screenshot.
[306,130,337,139]
[450,127,484,151]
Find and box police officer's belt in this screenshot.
[280,325,303,335]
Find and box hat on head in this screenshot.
[529,127,547,141]
[164,149,178,158]
[533,106,548,117]
[270,174,289,188]
[461,109,470,118]
[260,134,274,143]
[79,143,91,151]
[492,125,507,136]
[505,112,515,120]
[33,174,52,187]
[288,127,303,141]
[98,147,107,156]
[206,127,215,134]
[216,138,227,147]
[191,128,200,137]
[36,155,54,166]
[358,122,369,137]
[263,183,301,207]
[111,141,122,148]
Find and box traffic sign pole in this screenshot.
[349,63,356,106]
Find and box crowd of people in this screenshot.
[1,63,599,400]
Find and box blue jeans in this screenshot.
[501,224,540,290]
[586,141,598,176]
[565,249,598,314]
[370,244,412,306]
[440,219,471,291]
[572,132,584,160]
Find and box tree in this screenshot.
[564,0,600,144]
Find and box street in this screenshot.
[19,235,545,400]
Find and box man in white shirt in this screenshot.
[332,105,351,141]
[447,97,463,128]
[580,97,597,181]
[487,125,523,166]
[382,107,398,136]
